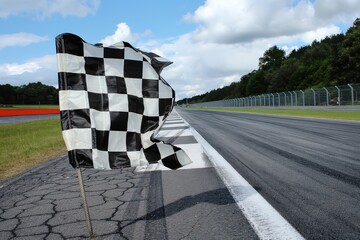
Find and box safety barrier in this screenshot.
[188,83,360,109]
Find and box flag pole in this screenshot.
[76,167,95,240]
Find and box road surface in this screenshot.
[0,114,58,124]
[177,108,360,240]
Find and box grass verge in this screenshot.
[0,119,66,181]
[185,107,360,121]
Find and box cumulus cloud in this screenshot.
[178,84,202,97]
[0,32,48,49]
[100,22,153,47]
[0,0,100,18]
[158,34,264,99]
[184,0,358,44]
[299,25,341,44]
[0,62,41,75]
[0,55,57,86]
[100,22,134,46]
[314,0,360,21]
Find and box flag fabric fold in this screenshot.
[56,33,192,170]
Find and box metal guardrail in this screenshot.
[188,83,360,109]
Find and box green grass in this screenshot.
[185,107,360,121]
[0,119,66,180]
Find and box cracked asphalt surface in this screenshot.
[0,155,149,239]
[0,155,258,240]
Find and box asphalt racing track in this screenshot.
[177,108,360,240]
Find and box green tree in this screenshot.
[246,70,267,96]
[259,46,286,70]
[338,18,360,84]
[0,82,58,105]
[0,84,16,104]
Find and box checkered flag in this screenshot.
[56,33,192,170]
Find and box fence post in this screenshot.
[289,91,293,107]
[323,87,329,106]
[271,93,275,107]
[311,88,316,106]
[348,84,354,106]
[282,92,287,106]
[300,90,305,106]
[335,86,341,106]
[276,93,280,107]
[293,91,297,106]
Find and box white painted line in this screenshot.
[179,115,305,240]
[156,129,193,138]
[173,143,213,169]
[164,119,183,122]
[161,123,187,128]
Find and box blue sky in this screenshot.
[1,0,360,100]
[0,1,202,62]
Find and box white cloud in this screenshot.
[184,0,359,44]
[184,0,313,43]
[0,55,57,86]
[0,32,48,49]
[299,25,341,44]
[47,0,100,17]
[100,22,153,47]
[158,34,264,99]
[100,22,134,46]
[0,0,100,18]
[178,84,202,98]
[0,62,41,75]
[314,0,360,22]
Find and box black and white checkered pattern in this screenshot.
[56,33,192,170]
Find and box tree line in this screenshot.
[178,18,360,105]
[0,82,58,105]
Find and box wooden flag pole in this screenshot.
[76,167,95,240]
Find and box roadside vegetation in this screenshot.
[0,82,58,106]
[0,119,66,180]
